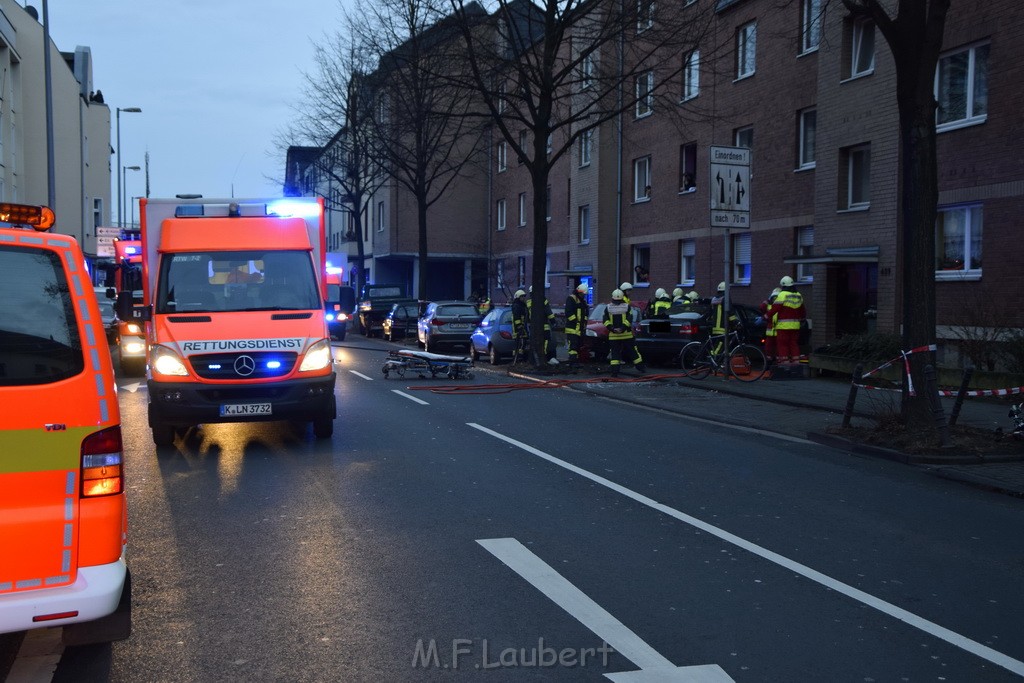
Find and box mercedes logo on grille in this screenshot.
[233,355,256,376]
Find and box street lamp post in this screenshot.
[122,166,141,229]
[116,107,142,227]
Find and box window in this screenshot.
[496,260,505,287]
[936,43,989,131]
[93,198,103,231]
[682,50,700,101]
[633,156,651,202]
[842,144,870,209]
[732,233,751,284]
[545,256,551,288]
[798,108,816,169]
[496,198,506,230]
[679,143,696,192]
[736,21,756,79]
[581,53,595,89]
[637,0,654,32]
[635,71,654,118]
[796,226,814,282]
[579,205,591,244]
[851,18,875,78]
[545,185,552,221]
[497,81,507,114]
[734,126,753,150]
[546,133,553,156]
[517,256,526,287]
[801,0,822,54]
[680,239,695,285]
[579,129,593,167]
[518,192,527,226]
[633,246,650,284]
[376,200,385,232]
[935,205,982,276]
[518,130,528,164]
[497,141,507,172]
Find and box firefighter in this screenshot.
[527,285,558,365]
[710,282,739,356]
[770,275,806,362]
[651,288,673,317]
[511,289,529,362]
[477,291,491,316]
[603,289,645,377]
[619,281,634,305]
[760,287,782,363]
[672,287,686,306]
[564,283,590,368]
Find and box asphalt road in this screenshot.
[4,339,1024,682]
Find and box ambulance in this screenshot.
[0,202,131,645]
[110,238,146,374]
[122,197,337,447]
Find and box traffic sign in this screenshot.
[710,146,750,228]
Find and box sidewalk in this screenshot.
[505,352,1024,498]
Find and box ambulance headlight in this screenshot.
[125,322,142,335]
[151,345,188,377]
[299,339,332,372]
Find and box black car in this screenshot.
[382,301,421,342]
[634,302,767,364]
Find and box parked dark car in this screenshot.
[417,301,482,352]
[470,306,516,364]
[382,301,421,342]
[634,301,767,364]
[581,302,643,363]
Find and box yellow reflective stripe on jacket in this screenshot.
[776,320,802,330]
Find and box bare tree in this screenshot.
[841,0,951,431]
[355,0,489,310]
[446,0,714,366]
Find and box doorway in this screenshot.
[834,263,878,337]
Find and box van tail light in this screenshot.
[81,426,124,497]
[431,319,446,326]
[679,323,699,336]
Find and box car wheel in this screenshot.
[470,345,480,362]
[151,423,176,448]
[425,338,437,353]
[312,417,334,439]
[489,344,501,365]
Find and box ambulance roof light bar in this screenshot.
[173,199,320,219]
[0,202,55,231]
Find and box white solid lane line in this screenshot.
[5,628,62,683]
[467,422,1024,678]
[392,390,428,405]
[478,538,734,682]
[348,370,374,381]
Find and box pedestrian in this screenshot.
[564,283,589,368]
[672,287,686,306]
[770,275,805,362]
[527,285,558,365]
[603,289,645,377]
[760,287,781,363]
[651,288,673,317]
[511,289,529,363]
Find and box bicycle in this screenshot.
[679,330,767,382]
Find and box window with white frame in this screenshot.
[635,71,654,118]
[936,42,989,131]
[581,53,595,89]
[497,141,507,172]
[801,0,822,54]
[633,156,651,201]
[497,81,507,114]
[633,245,650,284]
[843,144,870,209]
[682,50,700,101]
[545,185,552,221]
[517,256,526,287]
[546,133,553,156]
[796,226,814,282]
[736,21,756,79]
[579,128,593,167]
[734,126,753,150]
[679,143,696,192]
[93,198,102,231]
[518,192,527,226]
[579,205,591,244]
[518,130,528,164]
[680,239,695,285]
[545,256,551,288]
[798,108,816,169]
[376,200,385,231]
[496,198,506,230]
[496,260,505,287]
[851,17,875,78]
[637,0,654,32]
[732,233,751,284]
[935,205,982,276]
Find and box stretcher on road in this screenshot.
[381,348,474,380]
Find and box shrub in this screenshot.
[816,332,904,362]
[1003,330,1024,374]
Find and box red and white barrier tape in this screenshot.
[937,386,1024,398]
[856,344,938,397]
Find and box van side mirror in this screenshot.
[105,287,116,300]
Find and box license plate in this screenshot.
[220,403,272,417]
[447,324,469,330]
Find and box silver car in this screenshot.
[417,301,481,353]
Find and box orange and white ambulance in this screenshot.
[122,197,337,446]
[0,202,131,645]
[111,238,146,374]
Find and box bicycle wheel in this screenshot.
[728,344,767,382]
[680,342,711,380]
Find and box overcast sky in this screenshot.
[42,0,345,218]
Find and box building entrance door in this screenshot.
[834,263,878,337]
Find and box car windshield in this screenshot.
[0,245,84,385]
[156,249,320,313]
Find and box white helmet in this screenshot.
[576,283,589,294]
[619,282,633,291]
[514,289,526,298]
[672,287,684,298]
[780,275,794,287]
[655,288,668,298]
[529,285,533,293]
[611,289,624,301]
[687,290,699,301]
[717,281,726,292]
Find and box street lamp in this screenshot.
[122,166,141,229]
[116,107,142,227]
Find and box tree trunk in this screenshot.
[530,165,550,368]
[417,191,430,316]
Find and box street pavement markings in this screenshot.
[392,389,429,405]
[118,381,144,393]
[5,628,62,683]
[468,423,1024,678]
[348,370,375,381]
[478,538,733,682]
